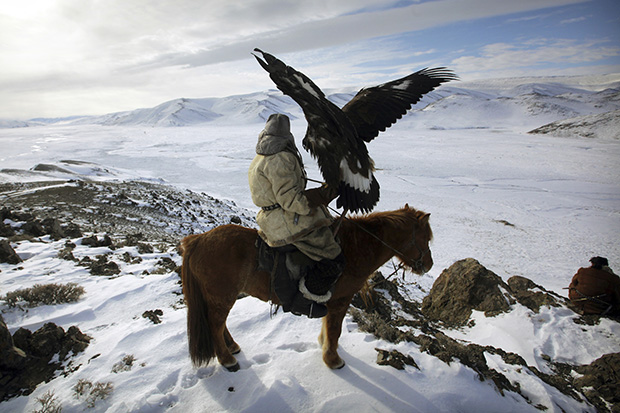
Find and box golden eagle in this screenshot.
[253,48,457,213]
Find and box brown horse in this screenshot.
[180,204,433,371]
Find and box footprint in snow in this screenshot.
[276,342,313,353]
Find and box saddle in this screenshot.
[255,236,344,318]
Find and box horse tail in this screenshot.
[181,234,215,367]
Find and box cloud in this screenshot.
[560,16,588,24]
[451,38,620,76]
[129,0,591,70]
[0,0,607,119]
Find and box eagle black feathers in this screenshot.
[253,48,457,213]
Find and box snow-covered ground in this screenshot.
[1,74,619,412]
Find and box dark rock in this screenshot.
[507,275,564,312]
[99,234,113,247]
[136,242,154,254]
[21,220,45,237]
[0,222,15,237]
[230,215,242,224]
[142,309,163,324]
[89,255,120,276]
[81,234,113,248]
[11,328,33,354]
[0,240,22,264]
[421,258,513,327]
[28,323,65,358]
[41,217,66,240]
[1,322,90,401]
[376,348,419,370]
[58,247,77,261]
[574,353,620,412]
[0,207,12,221]
[11,211,34,222]
[63,326,91,357]
[0,315,26,370]
[63,222,83,238]
[81,235,99,247]
[78,254,120,276]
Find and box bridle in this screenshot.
[405,233,431,273]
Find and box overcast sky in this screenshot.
[1,0,619,120]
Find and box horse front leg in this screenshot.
[319,301,349,369]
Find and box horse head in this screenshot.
[394,204,434,274]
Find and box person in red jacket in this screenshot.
[568,257,620,315]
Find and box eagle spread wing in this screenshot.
[252,48,457,213]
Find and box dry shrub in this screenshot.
[111,354,135,373]
[4,283,85,308]
[73,379,113,408]
[32,390,62,413]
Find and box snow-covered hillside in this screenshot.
[1,73,619,412]
[2,73,619,131]
[530,109,620,140]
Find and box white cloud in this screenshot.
[0,0,607,119]
[560,16,588,24]
[451,39,620,76]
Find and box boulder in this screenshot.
[0,315,26,370]
[574,353,620,411]
[1,322,90,401]
[0,240,22,264]
[41,217,66,240]
[507,275,564,312]
[421,258,512,326]
[21,220,46,237]
[0,222,15,237]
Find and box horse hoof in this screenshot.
[224,362,240,372]
[327,359,345,370]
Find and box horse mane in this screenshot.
[347,205,433,241]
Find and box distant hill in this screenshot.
[529,109,620,140]
[2,73,619,132]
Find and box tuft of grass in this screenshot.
[73,379,114,408]
[3,283,85,309]
[87,382,114,408]
[111,354,135,373]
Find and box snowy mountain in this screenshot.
[3,73,619,131]
[70,92,305,127]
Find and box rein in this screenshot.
[327,205,429,273]
[305,177,429,272]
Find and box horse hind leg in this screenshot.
[224,326,241,355]
[208,303,241,372]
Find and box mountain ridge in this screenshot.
[1,73,618,132]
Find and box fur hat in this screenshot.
[589,256,609,269]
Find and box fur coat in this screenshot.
[248,114,337,259]
[568,266,620,315]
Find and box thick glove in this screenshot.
[303,185,338,208]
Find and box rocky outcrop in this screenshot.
[351,267,619,412]
[507,275,564,312]
[421,258,512,326]
[0,316,91,401]
[421,258,564,327]
[574,353,620,412]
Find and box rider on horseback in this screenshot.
[248,114,345,318]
